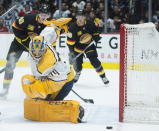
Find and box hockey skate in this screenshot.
[77,106,85,123]
[102,77,109,86]
[0,88,8,99]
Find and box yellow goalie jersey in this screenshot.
[22,44,74,99]
[30,44,71,81]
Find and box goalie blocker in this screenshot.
[24,98,84,123]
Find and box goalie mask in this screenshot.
[30,36,46,59]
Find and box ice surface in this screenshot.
[0,67,159,131]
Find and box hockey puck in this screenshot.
[106,126,113,129]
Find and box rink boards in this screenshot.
[0,33,120,69]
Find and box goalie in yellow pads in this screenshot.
[21,36,84,123]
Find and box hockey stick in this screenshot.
[0,5,17,18]
[0,67,5,73]
[71,89,94,104]
[72,40,95,61]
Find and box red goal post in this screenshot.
[119,23,159,123]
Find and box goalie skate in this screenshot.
[78,106,85,123]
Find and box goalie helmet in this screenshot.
[30,36,46,59]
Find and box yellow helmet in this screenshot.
[30,36,46,59]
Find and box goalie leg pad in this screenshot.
[24,98,81,123]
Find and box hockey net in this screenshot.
[119,23,159,123]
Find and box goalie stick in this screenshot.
[71,89,94,104]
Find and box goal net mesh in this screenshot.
[119,23,159,123]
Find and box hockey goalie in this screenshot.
[21,27,84,123]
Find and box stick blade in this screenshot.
[84,99,94,104]
[0,68,5,73]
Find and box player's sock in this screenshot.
[0,79,11,98]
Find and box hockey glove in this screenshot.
[93,35,102,43]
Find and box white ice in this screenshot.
[0,67,159,131]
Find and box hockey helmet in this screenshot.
[30,36,46,59]
[37,13,50,24]
[76,10,86,16]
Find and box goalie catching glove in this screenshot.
[79,33,92,44]
[43,18,72,33]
